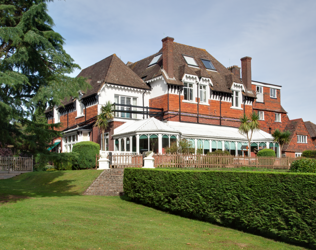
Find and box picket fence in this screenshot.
[0,156,33,172]
[96,153,297,170]
[153,154,297,169]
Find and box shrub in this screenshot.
[124,169,316,248]
[257,148,276,157]
[207,150,230,156]
[165,139,194,154]
[290,158,316,173]
[72,141,100,169]
[36,152,78,170]
[302,150,316,159]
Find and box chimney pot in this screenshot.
[227,65,240,79]
[162,37,174,79]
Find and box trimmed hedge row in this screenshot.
[303,150,316,159]
[124,169,316,248]
[257,148,275,157]
[72,141,100,169]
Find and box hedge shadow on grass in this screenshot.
[0,171,86,204]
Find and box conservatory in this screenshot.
[107,117,280,157]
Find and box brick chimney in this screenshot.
[162,37,174,79]
[241,56,252,90]
[227,65,240,79]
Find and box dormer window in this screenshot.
[183,56,198,67]
[201,59,216,70]
[184,82,194,101]
[148,54,161,67]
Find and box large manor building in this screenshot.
[45,37,315,157]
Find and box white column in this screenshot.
[129,136,133,153]
[278,145,281,158]
[158,134,162,154]
[235,142,238,156]
[118,138,122,152]
[169,136,171,148]
[148,135,150,151]
[209,140,212,153]
[194,139,197,154]
[136,134,140,154]
[266,142,270,149]
[222,141,225,151]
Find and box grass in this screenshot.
[0,171,306,249]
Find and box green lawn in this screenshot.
[0,171,306,250]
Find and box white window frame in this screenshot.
[297,135,307,144]
[256,86,263,93]
[270,88,277,98]
[184,82,194,101]
[295,152,302,158]
[148,54,161,67]
[76,99,84,118]
[258,111,264,120]
[63,132,79,152]
[199,84,207,103]
[275,113,281,122]
[114,95,137,119]
[231,90,242,109]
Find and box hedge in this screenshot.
[290,158,316,173]
[124,169,316,248]
[257,148,275,157]
[302,150,316,159]
[72,141,100,169]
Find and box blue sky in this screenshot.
[48,0,315,123]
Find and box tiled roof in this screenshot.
[61,54,150,106]
[253,105,287,114]
[129,42,255,97]
[305,121,316,138]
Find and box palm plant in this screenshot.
[94,101,114,151]
[272,129,291,156]
[238,112,260,157]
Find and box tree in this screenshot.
[238,112,260,157]
[272,129,291,156]
[95,102,114,151]
[0,1,89,154]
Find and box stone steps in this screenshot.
[83,169,124,196]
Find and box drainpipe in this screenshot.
[220,94,222,126]
[179,86,182,122]
[142,90,145,119]
[197,82,199,124]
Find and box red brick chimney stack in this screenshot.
[241,56,252,90]
[162,37,174,79]
[227,65,241,79]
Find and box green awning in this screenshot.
[162,135,169,139]
[140,135,148,139]
[150,135,158,139]
[47,141,60,151]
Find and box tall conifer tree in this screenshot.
[0,0,89,154]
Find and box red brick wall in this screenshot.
[252,85,283,112]
[283,120,315,153]
[256,111,290,134]
[149,94,253,128]
[58,105,98,131]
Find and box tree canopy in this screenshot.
[0,0,89,154]
[272,129,291,154]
